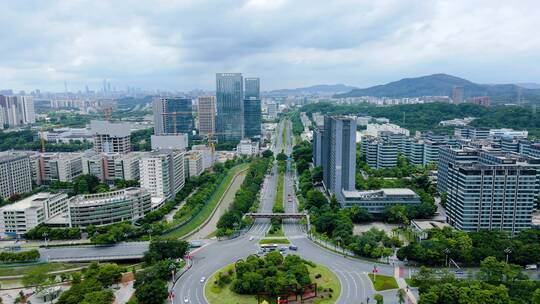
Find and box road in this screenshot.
[173,119,402,304]
[39,242,149,262]
[187,169,248,240]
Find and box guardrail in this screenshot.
[46,254,144,262]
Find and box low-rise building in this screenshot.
[341,188,421,213]
[0,193,69,237]
[151,134,188,151]
[236,139,259,156]
[185,151,204,178]
[191,145,214,169]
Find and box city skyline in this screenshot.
[2,1,540,92]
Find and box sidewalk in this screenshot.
[394,266,417,304]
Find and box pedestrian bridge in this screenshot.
[244,212,306,219]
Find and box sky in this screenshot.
[2,0,540,92]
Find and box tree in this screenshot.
[396,288,406,304]
[477,256,507,282]
[374,293,384,304]
[143,238,189,264]
[305,190,328,209]
[311,166,323,183]
[348,205,373,223]
[22,268,48,290]
[276,152,287,161]
[96,263,123,287]
[383,205,409,224]
[532,288,540,304]
[81,290,114,304]
[262,150,274,158]
[134,279,169,304]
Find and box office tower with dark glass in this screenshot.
[322,116,356,201]
[244,77,260,99]
[153,98,194,139]
[216,73,243,142]
[243,77,261,139]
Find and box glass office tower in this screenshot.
[216,73,243,142]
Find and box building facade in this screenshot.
[139,150,185,200]
[341,188,421,213]
[216,73,243,142]
[243,97,262,139]
[153,98,194,138]
[0,153,33,199]
[197,96,216,135]
[244,77,260,99]
[91,120,131,153]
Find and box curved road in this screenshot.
[173,119,397,304]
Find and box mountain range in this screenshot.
[334,73,540,103]
[266,84,356,96]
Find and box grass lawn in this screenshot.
[205,261,340,304]
[164,163,249,239]
[273,170,284,213]
[205,230,218,239]
[404,278,418,287]
[0,262,87,277]
[259,238,290,245]
[368,273,399,291]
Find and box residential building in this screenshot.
[0,153,33,199]
[341,188,421,213]
[489,129,528,140]
[454,127,490,140]
[185,151,204,178]
[192,145,214,169]
[467,96,491,106]
[39,153,83,183]
[236,139,259,156]
[322,116,356,201]
[91,120,131,153]
[139,150,185,200]
[267,102,278,119]
[0,95,35,128]
[153,98,194,138]
[365,123,410,137]
[197,96,216,135]
[437,146,479,193]
[452,86,464,104]
[216,73,244,142]
[0,193,68,237]
[150,134,188,151]
[360,136,399,168]
[243,97,262,139]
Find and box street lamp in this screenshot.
[147,228,153,241]
[443,248,450,267]
[504,248,512,264]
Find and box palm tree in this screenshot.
[397,288,406,304]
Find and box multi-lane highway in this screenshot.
[173,119,403,304]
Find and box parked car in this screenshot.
[289,245,298,251]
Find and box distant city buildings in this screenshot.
[0,95,35,129]
[150,134,188,151]
[452,86,464,104]
[197,96,216,135]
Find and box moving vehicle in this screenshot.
[249,236,254,241]
[184,297,189,303]
[289,245,298,251]
[200,277,206,283]
[279,246,287,252]
[526,264,537,270]
[260,244,278,252]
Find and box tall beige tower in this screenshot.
[198,96,216,135]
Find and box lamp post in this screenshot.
[443,248,450,267]
[504,248,512,264]
[147,228,153,241]
[169,263,177,303]
[42,232,48,248]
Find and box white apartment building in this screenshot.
[0,192,68,237]
[139,150,185,201]
[191,145,214,169]
[236,139,260,156]
[365,123,410,137]
[39,153,83,184]
[185,151,204,178]
[90,120,132,153]
[0,153,33,199]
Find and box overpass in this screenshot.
[39,242,149,262]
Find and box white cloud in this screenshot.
[1,0,540,91]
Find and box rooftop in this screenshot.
[0,193,66,212]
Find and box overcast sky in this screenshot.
[2,0,540,92]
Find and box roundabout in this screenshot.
[204,253,341,304]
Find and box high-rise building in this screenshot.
[20,96,35,124]
[360,136,399,168]
[0,95,35,128]
[244,77,260,99]
[452,86,464,104]
[312,127,323,167]
[197,96,216,136]
[216,73,243,142]
[0,153,33,199]
[91,120,132,154]
[153,98,193,138]
[322,116,356,200]
[139,150,185,200]
[437,146,479,194]
[243,97,262,139]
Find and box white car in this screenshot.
[200,277,206,283]
[184,297,189,303]
[249,236,254,241]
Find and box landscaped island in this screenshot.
[205,252,340,304]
